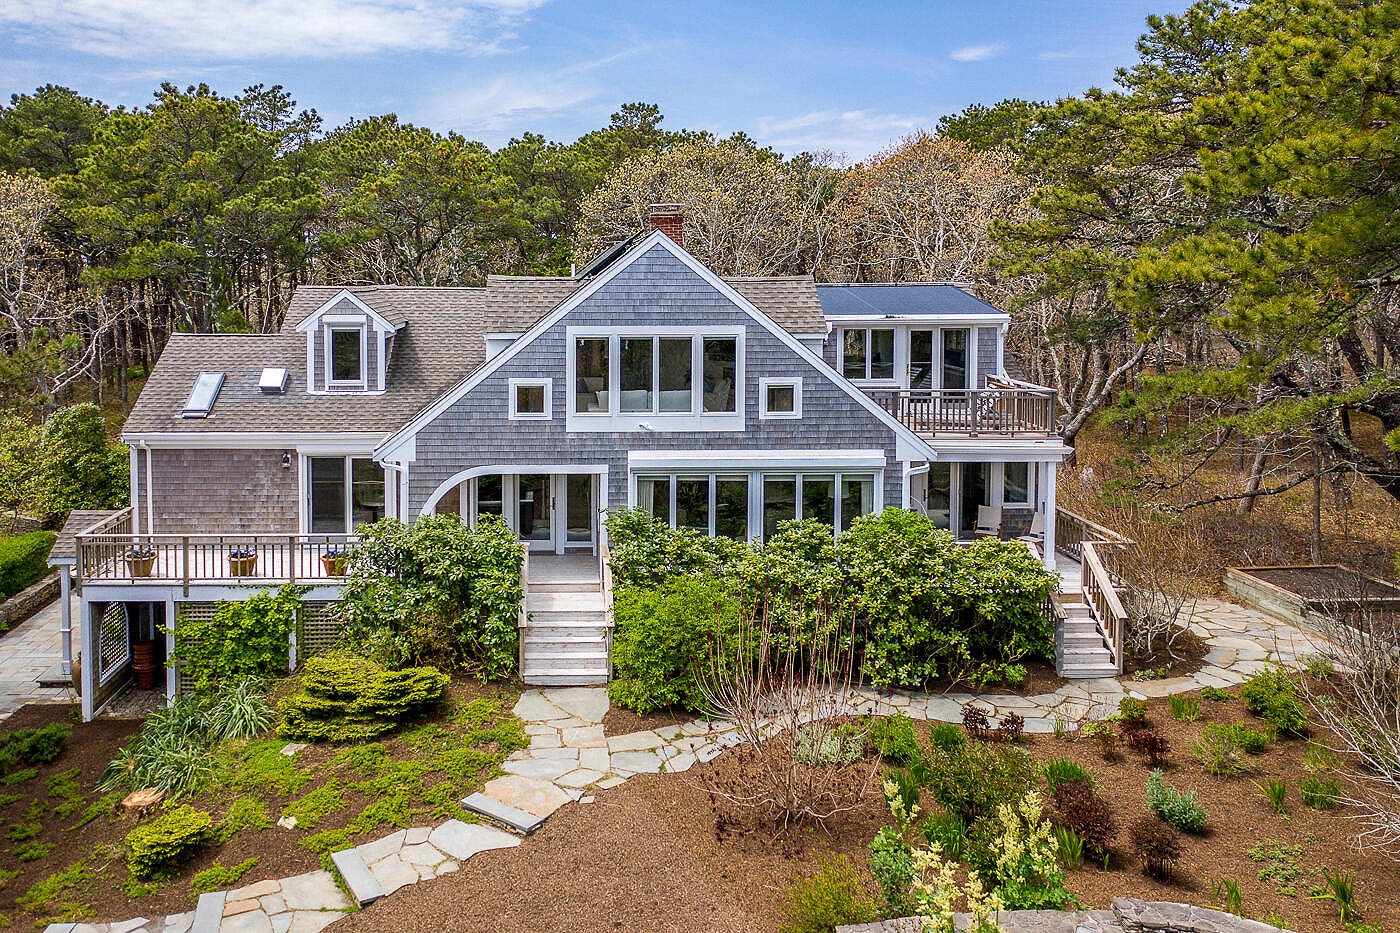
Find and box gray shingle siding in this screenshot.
[405,246,906,514]
[977,326,999,387]
[140,449,299,533]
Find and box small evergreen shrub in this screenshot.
[0,531,56,601]
[192,858,258,895]
[779,854,878,933]
[1049,776,1117,861]
[1240,668,1308,735]
[928,722,965,753]
[1300,776,1342,810]
[1131,817,1182,879]
[1118,696,1148,724]
[922,742,1037,825]
[0,722,70,775]
[1147,769,1208,833]
[14,840,53,862]
[217,798,271,842]
[125,805,215,880]
[278,656,450,742]
[607,575,743,714]
[1042,758,1094,793]
[867,714,921,766]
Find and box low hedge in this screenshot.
[278,655,450,742]
[125,804,215,880]
[0,532,55,602]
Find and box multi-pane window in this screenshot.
[574,333,739,416]
[328,328,364,384]
[841,328,895,380]
[637,473,750,540]
[638,471,877,541]
[308,456,383,533]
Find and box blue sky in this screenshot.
[0,0,1188,160]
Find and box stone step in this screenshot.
[191,891,227,933]
[521,668,610,686]
[461,793,545,834]
[330,847,385,907]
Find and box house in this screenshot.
[49,206,1116,719]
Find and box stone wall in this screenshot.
[837,899,1287,933]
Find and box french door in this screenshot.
[469,473,596,554]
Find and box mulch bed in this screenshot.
[1245,566,1400,601]
[336,690,1400,933]
[601,704,695,737]
[0,678,521,928]
[1126,627,1209,680]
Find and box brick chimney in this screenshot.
[646,203,685,248]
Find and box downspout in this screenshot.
[902,461,931,510]
[139,441,155,534]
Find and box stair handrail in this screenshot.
[599,537,614,680]
[1081,540,1129,673]
[517,545,529,675]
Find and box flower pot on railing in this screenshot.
[228,547,258,577]
[319,547,351,577]
[124,547,156,578]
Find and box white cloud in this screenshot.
[950,43,1004,63]
[0,0,549,60]
[755,109,933,162]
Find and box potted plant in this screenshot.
[124,545,157,578]
[319,545,351,577]
[228,546,258,577]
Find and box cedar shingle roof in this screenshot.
[125,270,826,437]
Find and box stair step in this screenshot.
[527,611,609,625]
[521,633,610,644]
[521,670,609,686]
[526,593,607,612]
[529,581,601,593]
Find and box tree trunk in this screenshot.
[1237,437,1269,515]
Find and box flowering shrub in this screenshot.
[988,791,1079,910]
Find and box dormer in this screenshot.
[293,290,400,394]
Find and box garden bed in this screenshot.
[1225,565,1400,634]
[0,677,524,928]
[334,690,1398,933]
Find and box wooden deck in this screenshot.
[863,386,1057,437]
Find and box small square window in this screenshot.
[509,379,551,420]
[760,378,801,419]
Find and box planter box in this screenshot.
[228,555,258,577]
[125,555,156,578]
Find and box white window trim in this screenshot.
[324,324,367,389]
[838,327,897,384]
[508,378,552,420]
[300,453,381,534]
[565,325,744,432]
[759,377,802,420]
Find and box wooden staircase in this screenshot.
[520,555,611,686]
[1055,582,1120,679]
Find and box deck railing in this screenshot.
[75,530,358,596]
[1055,507,1133,674]
[517,546,530,675]
[863,387,1057,436]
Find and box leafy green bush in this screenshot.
[922,742,1038,825]
[1147,769,1208,832]
[278,656,450,742]
[1170,695,1200,722]
[1193,727,1253,777]
[125,804,215,880]
[1042,757,1094,793]
[607,575,742,714]
[338,514,524,677]
[1201,686,1233,702]
[604,507,748,589]
[1118,696,1148,724]
[192,857,258,895]
[867,714,921,766]
[921,812,967,861]
[1240,667,1308,735]
[1299,776,1341,809]
[780,854,878,933]
[170,587,303,694]
[869,825,915,916]
[0,722,70,774]
[987,792,1078,909]
[928,722,966,753]
[0,532,56,601]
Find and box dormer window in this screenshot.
[328,326,365,387]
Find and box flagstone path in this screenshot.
[43,596,1325,933]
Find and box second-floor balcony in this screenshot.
[863,382,1058,437]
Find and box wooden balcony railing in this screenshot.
[1054,508,1133,674]
[863,387,1057,437]
[75,531,358,596]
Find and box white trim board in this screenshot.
[293,290,399,334]
[628,449,887,471]
[374,230,937,465]
[121,432,388,451]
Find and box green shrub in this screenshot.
[1118,696,1148,724]
[191,857,258,895]
[7,820,41,841]
[0,722,70,775]
[928,722,965,753]
[338,514,524,677]
[0,531,55,601]
[867,714,921,765]
[170,588,303,694]
[1055,825,1084,869]
[1042,758,1094,793]
[282,780,346,829]
[16,861,95,917]
[1240,668,1308,735]
[1169,695,1200,722]
[14,839,53,861]
[1194,723,1270,777]
[218,798,271,842]
[921,812,967,861]
[1147,769,1208,833]
[780,854,878,933]
[1300,776,1342,809]
[604,507,748,589]
[278,656,450,742]
[922,742,1038,825]
[607,575,743,714]
[869,825,915,916]
[1201,686,1233,702]
[125,805,215,880]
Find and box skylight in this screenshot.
[182,372,225,418]
[258,367,288,394]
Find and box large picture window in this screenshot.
[572,331,740,417]
[308,456,383,533]
[841,328,895,381]
[637,470,877,541]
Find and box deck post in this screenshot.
[1042,462,1058,571]
[79,599,94,721]
[181,536,190,597]
[58,566,73,676]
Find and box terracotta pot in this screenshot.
[70,655,81,696]
[320,554,348,576]
[228,555,258,577]
[125,554,156,577]
[132,639,159,691]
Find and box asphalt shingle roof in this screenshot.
[815,283,1005,317]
